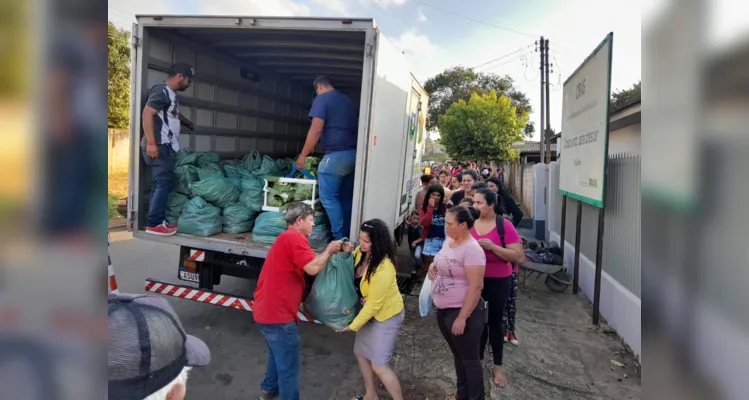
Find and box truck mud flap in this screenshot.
[144,278,322,324]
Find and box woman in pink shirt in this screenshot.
[427,206,487,400]
[471,188,525,388]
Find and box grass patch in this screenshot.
[108,170,128,220]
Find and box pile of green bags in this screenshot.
[161,149,331,245]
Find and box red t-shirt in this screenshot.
[253,230,317,324]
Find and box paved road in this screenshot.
[109,230,360,400]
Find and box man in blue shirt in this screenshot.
[296,76,359,239]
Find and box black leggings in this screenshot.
[480,276,512,365]
[437,307,486,400]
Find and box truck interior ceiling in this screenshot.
[138,25,367,231]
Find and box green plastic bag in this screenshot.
[239,176,266,212]
[165,192,189,224]
[175,149,198,167]
[251,211,287,241]
[197,152,221,168]
[222,203,256,234]
[177,196,222,236]
[255,155,281,178]
[241,150,262,173]
[308,224,332,249]
[224,161,253,181]
[175,165,200,195]
[304,252,358,330]
[197,167,224,180]
[188,177,240,208]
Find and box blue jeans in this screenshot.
[412,245,423,269]
[318,150,356,239]
[141,144,177,227]
[256,322,301,400]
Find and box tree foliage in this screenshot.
[437,90,528,162]
[424,66,533,136]
[108,22,131,129]
[610,81,641,113]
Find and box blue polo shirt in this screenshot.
[308,90,358,154]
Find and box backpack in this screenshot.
[495,215,506,248]
[494,214,518,271]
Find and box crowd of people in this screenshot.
[411,163,526,399]
[115,60,534,399]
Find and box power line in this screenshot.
[412,0,538,39]
[470,44,532,70]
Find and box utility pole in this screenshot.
[544,38,552,164]
[538,37,545,163]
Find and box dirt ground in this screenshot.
[330,239,642,400]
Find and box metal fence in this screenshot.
[554,153,641,297]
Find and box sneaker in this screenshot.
[258,390,278,399]
[164,222,178,230]
[508,332,519,346]
[146,222,177,236]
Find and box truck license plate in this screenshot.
[179,269,200,283]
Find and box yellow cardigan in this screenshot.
[349,248,405,332]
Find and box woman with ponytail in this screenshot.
[471,188,525,388]
[427,206,487,400]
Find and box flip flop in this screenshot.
[351,396,365,400]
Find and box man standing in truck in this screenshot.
[141,62,195,236]
[296,75,359,240]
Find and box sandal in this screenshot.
[351,396,365,400]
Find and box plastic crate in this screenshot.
[262,177,321,213]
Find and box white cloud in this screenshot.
[361,0,407,7]
[312,0,349,15]
[388,30,445,80]
[107,0,311,30]
[418,8,427,22]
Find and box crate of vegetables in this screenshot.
[262,177,323,214]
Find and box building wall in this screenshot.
[608,122,641,155]
[108,129,130,172]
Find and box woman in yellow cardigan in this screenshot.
[336,218,405,400]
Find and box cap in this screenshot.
[313,75,332,87]
[170,62,195,78]
[108,293,210,400]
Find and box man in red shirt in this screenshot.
[253,202,352,400]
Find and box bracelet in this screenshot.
[148,141,156,145]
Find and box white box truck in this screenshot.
[127,16,428,316]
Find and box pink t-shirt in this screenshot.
[431,237,487,309]
[471,219,522,278]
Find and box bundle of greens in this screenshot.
[265,180,315,208]
[299,156,321,177]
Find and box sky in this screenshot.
[108,0,643,142]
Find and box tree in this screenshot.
[437,90,528,162]
[424,66,533,136]
[108,22,131,129]
[610,81,640,113]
